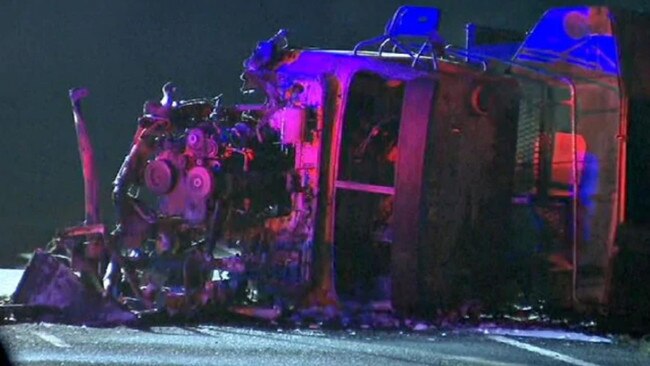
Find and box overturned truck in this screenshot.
[8,5,650,326]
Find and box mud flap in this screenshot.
[11,250,136,326]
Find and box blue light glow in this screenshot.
[386,6,441,38]
[514,7,620,75]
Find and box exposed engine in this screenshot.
[138,98,294,226]
[105,83,301,308]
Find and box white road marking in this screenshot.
[489,335,601,366]
[477,327,612,343]
[32,331,71,348]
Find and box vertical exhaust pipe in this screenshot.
[68,88,106,293]
[69,88,101,226]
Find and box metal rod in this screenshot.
[334,180,395,196]
[567,87,579,306]
[59,224,105,238]
[69,88,101,226]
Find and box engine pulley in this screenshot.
[186,166,214,199]
[144,159,175,195]
[186,128,206,152]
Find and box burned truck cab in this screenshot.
[118,5,649,317]
[238,7,521,315]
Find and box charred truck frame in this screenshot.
[8,6,650,324]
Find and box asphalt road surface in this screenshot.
[1,323,649,366]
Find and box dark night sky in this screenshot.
[0,0,647,266]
